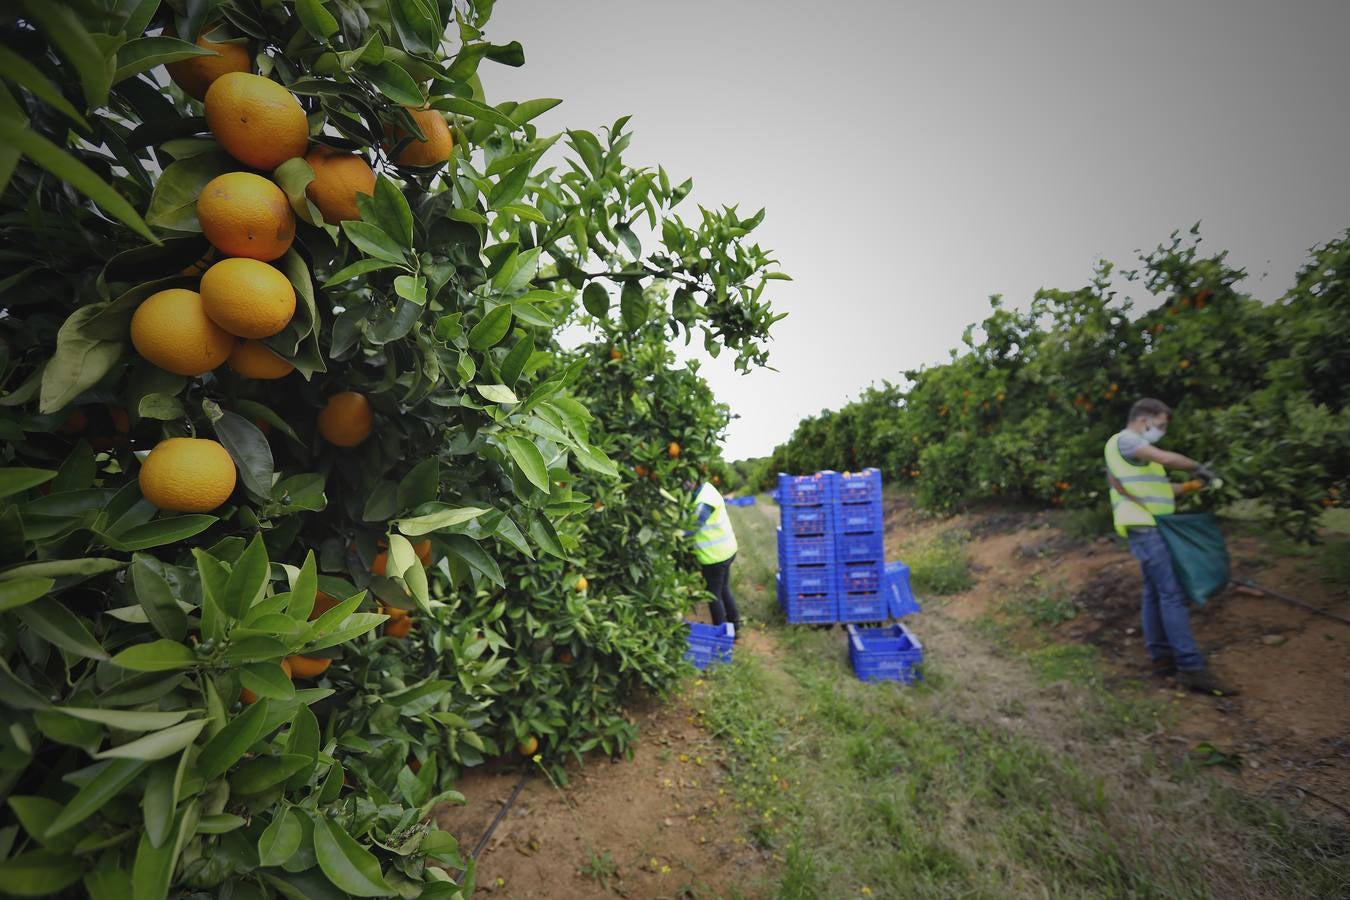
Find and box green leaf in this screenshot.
[96,719,206,762]
[394,505,488,536]
[0,849,84,896]
[213,412,274,499]
[302,613,385,652]
[509,98,562,124]
[528,512,566,559]
[0,45,88,128]
[476,383,517,404]
[110,639,196,672]
[312,813,395,896]
[491,246,540,294]
[259,808,304,867]
[364,60,424,106]
[0,577,53,612]
[45,758,146,838]
[286,551,319,620]
[323,257,402,286]
[20,0,115,110]
[0,557,123,582]
[581,283,609,319]
[109,515,216,552]
[196,813,246,834]
[196,699,270,781]
[114,36,213,83]
[137,392,185,421]
[0,467,55,500]
[37,304,125,414]
[394,460,438,514]
[620,280,649,331]
[468,305,512,350]
[393,274,426,305]
[144,151,232,231]
[341,220,409,264]
[85,869,134,900]
[501,333,535,386]
[239,662,296,701]
[231,753,310,795]
[295,0,341,40]
[0,115,153,241]
[273,156,320,225]
[132,801,193,900]
[505,436,550,492]
[60,707,189,730]
[369,175,414,247]
[286,703,320,763]
[142,756,182,849]
[223,533,270,620]
[16,601,107,660]
[130,554,187,640]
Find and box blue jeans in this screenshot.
[1127,527,1204,672]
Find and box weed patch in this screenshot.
[904,530,975,595]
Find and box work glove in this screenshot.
[1193,464,1218,485]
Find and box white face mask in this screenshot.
[1142,423,1166,444]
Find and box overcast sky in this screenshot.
[484,0,1350,460]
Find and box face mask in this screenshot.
[1142,424,1166,444]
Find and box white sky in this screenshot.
[484,0,1350,459]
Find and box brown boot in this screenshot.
[1151,656,1177,678]
[1178,669,1239,697]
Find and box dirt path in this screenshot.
[433,496,1349,897]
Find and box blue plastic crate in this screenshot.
[837,468,882,504]
[834,502,883,534]
[684,621,734,670]
[777,471,838,506]
[725,495,756,507]
[777,530,835,566]
[779,563,835,595]
[885,561,921,619]
[839,591,888,622]
[834,530,885,564]
[777,574,837,624]
[848,623,924,683]
[837,561,885,594]
[781,503,833,537]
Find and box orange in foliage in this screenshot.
[385,616,413,638]
[286,655,331,678]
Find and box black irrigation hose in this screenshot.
[451,770,531,886]
[1235,578,1350,627]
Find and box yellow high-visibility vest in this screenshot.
[1104,431,1175,537]
[692,482,738,565]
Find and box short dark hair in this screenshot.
[1128,398,1171,422]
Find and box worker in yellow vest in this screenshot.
[685,480,741,638]
[1105,398,1234,696]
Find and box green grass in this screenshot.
[903,530,975,595]
[709,505,1350,899]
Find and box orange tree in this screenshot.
[764,229,1347,539]
[0,1,782,896]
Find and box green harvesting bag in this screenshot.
[1156,512,1230,606]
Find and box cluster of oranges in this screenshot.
[128,29,455,515]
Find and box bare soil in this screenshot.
[432,685,772,898]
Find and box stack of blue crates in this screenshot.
[776,468,888,624]
[776,471,838,623]
[834,469,886,622]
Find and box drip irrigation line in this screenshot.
[1234,579,1350,627]
[451,770,531,886]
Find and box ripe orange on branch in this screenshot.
[204,72,309,171]
[139,438,237,512]
[668,442,681,458]
[200,257,296,338]
[304,147,376,223]
[317,391,374,447]
[130,288,233,376]
[385,616,413,639]
[197,172,295,261]
[388,107,453,167]
[228,340,294,379]
[517,736,539,757]
[165,29,252,101]
[285,655,332,678]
